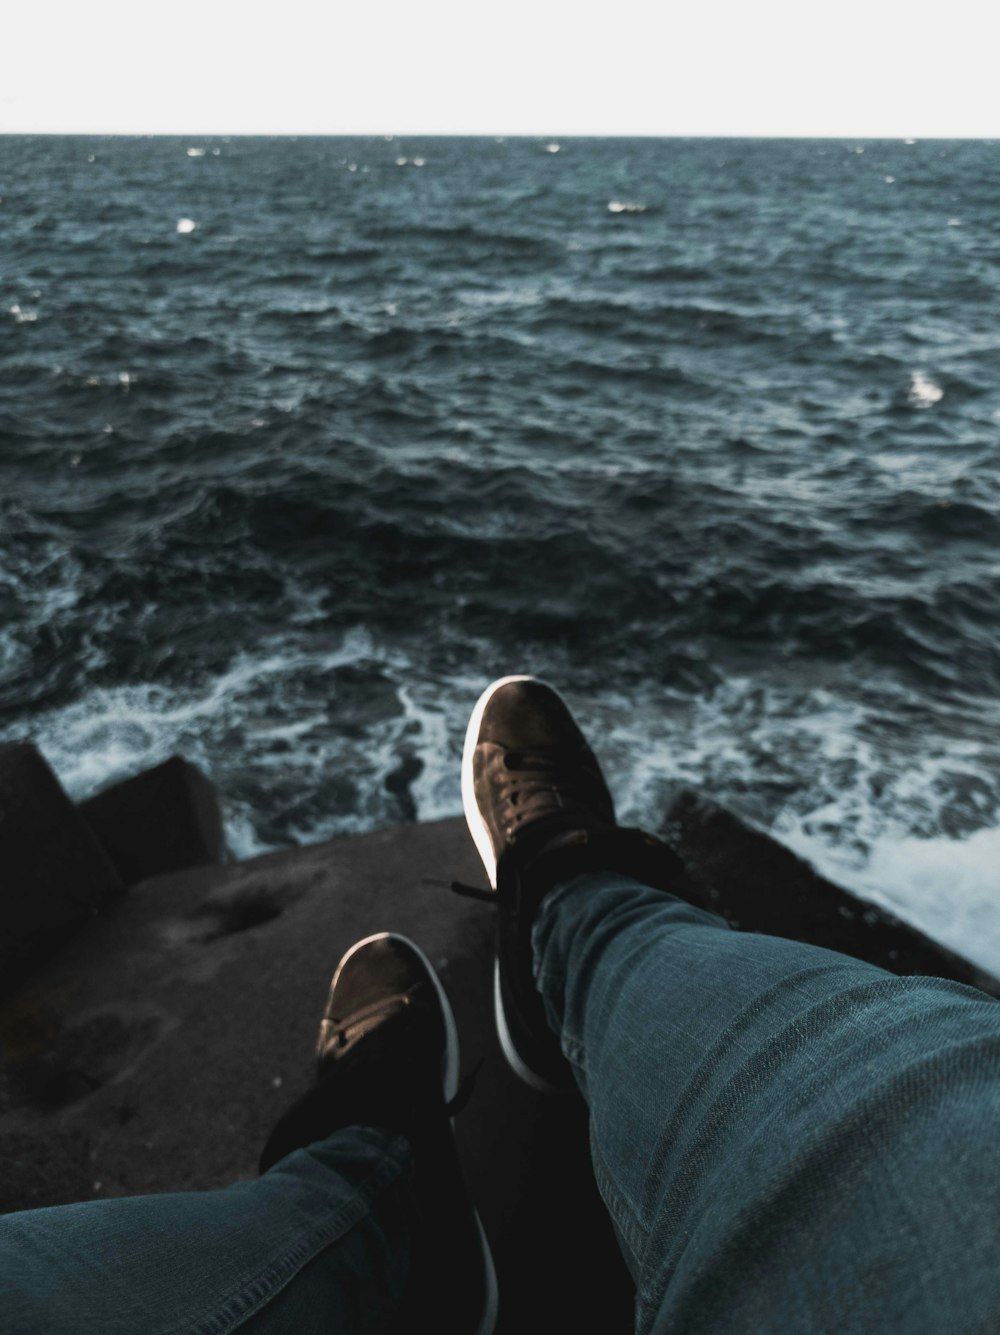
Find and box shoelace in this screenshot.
[323,994,413,1048]
[421,876,496,902]
[499,747,602,827]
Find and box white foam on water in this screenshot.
[6,605,996,975]
[2,619,490,866]
[277,662,486,851]
[459,288,543,309]
[608,201,649,214]
[396,675,485,823]
[909,371,943,407]
[780,819,1000,975]
[873,452,920,472]
[186,147,206,158]
[2,627,378,803]
[282,578,328,626]
[0,632,29,682]
[0,540,83,619]
[581,674,1000,975]
[225,805,272,861]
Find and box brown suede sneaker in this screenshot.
[461,676,682,1093]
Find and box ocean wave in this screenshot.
[365,222,557,260]
[299,246,383,265]
[607,201,653,216]
[531,295,787,345]
[541,674,1000,968]
[0,629,468,860]
[11,631,999,974]
[4,134,1000,971]
[780,819,1000,976]
[557,357,708,392]
[622,263,712,284]
[866,492,1000,544]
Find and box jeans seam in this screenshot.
[590,1132,649,1266]
[179,1135,411,1335]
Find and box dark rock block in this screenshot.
[79,756,226,888]
[0,743,123,988]
[662,788,1000,998]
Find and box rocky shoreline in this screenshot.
[2,747,996,1332]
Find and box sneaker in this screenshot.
[259,932,498,1335]
[461,676,677,1093]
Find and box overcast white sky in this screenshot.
[3,0,996,137]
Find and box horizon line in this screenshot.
[2,130,997,141]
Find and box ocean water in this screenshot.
[2,136,998,969]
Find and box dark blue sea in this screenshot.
[2,136,998,968]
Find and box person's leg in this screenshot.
[2,933,496,1335]
[2,1126,414,1335]
[533,871,1000,1335]
[461,675,1000,1334]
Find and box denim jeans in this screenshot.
[534,874,1000,1334]
[2,1126,415,1334]
[4,873,1000,1333]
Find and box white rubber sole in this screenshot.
[473,1212,500,1335]
[460,673,542,891]
[334,932,498,1331]
[494,959,560,1095]
[462,675,562,1096]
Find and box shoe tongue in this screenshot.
[502,816,593,871]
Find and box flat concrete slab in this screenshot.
[0,816,632,1332]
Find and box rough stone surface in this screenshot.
[0,817,632,1333]
[3,800,996,1331]
[662,788,1000,998]
[0,743,123,990]
[79,756,227,888]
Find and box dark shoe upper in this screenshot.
[259,933,496,1335]
[463,676,687,1093]
[314,932,457,1091]
[259,934,455,1169]
[463,676,617,891]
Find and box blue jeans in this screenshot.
[5,874,1000,1333]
